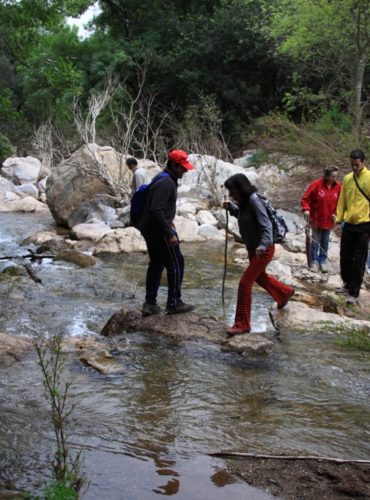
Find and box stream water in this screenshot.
[0,212,369,499]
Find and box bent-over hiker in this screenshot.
[223,174,294,336]
[137,149,195,316]
[335,149,370,305]
[126,156,147,194]
[301,166,341,273]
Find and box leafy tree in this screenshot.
[270,0,370,133]
[0,0,93,151]
[93,0,288,151]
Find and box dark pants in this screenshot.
[143,231,184,307]
[340,226,369,297]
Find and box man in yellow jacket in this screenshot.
[335,149,370,305]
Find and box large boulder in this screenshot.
[45,144,120,227]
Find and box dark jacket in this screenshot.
[139,169,177,238]
[230,193,273,251]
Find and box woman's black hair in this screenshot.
[224,173,257,201]
[323,165,338,178]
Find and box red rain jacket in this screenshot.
[301,177,341,229]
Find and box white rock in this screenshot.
[174,215,204,242]
[177,199,197,216]
[15,183,39,199]
[196,210,218,226]
[72,223,113,241]
[180,154,255,196]
[0,196,46,212]
[197,224,225,240]
[4,191,18,201]
[267,259,292,278]
[94,227,146,254]
[2,156,41,185]
[272,301,370,333]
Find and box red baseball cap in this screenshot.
[168,149,195,170]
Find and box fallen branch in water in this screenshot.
[22,263,42,284]
[0,254,54,261]
[209,452,370,464]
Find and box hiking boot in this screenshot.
[142,302,161,316]
[346,295,357,306]
[165,301,195,315]
[310,262,319,272]
[335,286,349,294]
[277,287,295,309]
[320,262,328,273]
[226,326,250,336]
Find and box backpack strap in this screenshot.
[353,173,370,202]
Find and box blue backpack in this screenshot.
[130,171,169,228]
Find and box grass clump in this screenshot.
[335,327,370,352]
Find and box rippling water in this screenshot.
[0,212,369,499]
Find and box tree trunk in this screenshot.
[350,53,366,138]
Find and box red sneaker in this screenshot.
[226,326,250,336]
[277,287,295,309]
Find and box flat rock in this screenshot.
[62,336,126,374]
[0,332,33,366]
[269,301,370,333]
[101,308,274,356]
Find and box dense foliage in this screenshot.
[0,0,369,161]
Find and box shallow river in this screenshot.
[0,212,369,499]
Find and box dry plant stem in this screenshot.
[35,335,85,491]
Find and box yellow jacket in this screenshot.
[336,166,370,225]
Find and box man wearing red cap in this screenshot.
[138,149,196,316]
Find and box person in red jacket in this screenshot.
[301,166,341,273]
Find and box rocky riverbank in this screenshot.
[0,147,369,371]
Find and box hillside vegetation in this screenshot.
[0,0,369,166]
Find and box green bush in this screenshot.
[246,111,370,167]
[0,132,15,163]
[248,149,269,167]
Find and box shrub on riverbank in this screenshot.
[246,111,370,167]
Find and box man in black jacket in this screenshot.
[138,149,196,316]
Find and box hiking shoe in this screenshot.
[310,262,319,272]
[226,326,250,337]
[320,262,328,273]
[277,287,295,309]
[142,302,161,316]
[346,295,357,306]
[165,301,195,315]
[335,286,349,294]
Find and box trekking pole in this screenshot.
[222,195,229,315]
[307,222,338,272]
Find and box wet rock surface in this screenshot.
[101,308,274,356]
[226,457,370,500]
[0,333,33,366]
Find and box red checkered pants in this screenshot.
[233,244,293,331]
